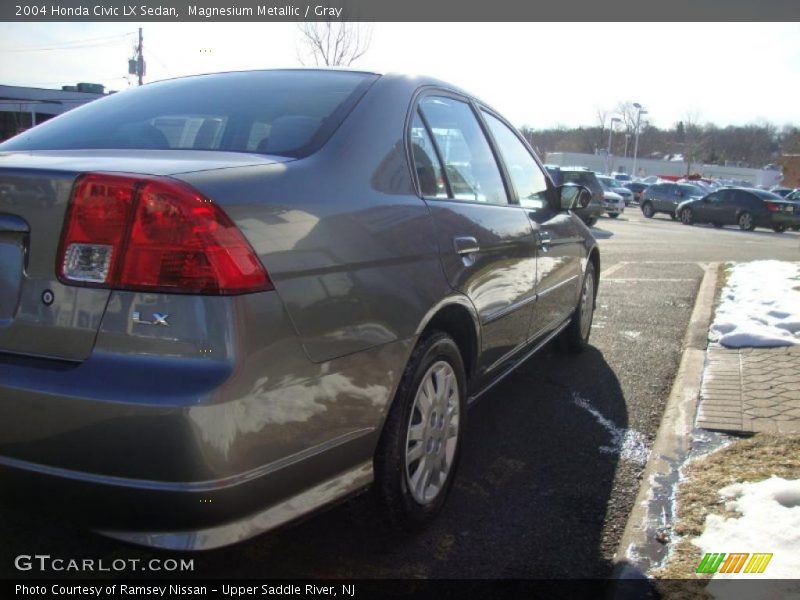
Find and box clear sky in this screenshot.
[1,22,798,130]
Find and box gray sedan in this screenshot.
[0,70,599,549]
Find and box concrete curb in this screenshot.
[611,262,719,580]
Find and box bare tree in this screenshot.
[681,111,705,175]
[615,101,639,135]
[596,108,610,150]
[297,20,372,67]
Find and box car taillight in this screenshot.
[765,202,779,212]
[58,173,273,295]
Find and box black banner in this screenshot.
[2,0,798,22]
[4,579,796,600]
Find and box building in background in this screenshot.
[0,83,107,142]
[778,155,800,188]
[545,151,780,187]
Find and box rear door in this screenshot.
[410,94,537,376]
[478,108,583,340]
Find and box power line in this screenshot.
[0,32,136,52]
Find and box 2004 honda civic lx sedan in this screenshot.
[0,70,599,549]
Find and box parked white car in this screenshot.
[603,190,625,218]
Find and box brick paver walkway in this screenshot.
[697,346,800,434]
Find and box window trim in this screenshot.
[405,87,515,208]
[475,104,556,210]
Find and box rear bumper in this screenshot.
[0,290,412,548]
[767,213,800,228]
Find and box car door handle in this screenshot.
[537,231,552,249]
[453,236,480,255]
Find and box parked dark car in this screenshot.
[769,186,794,198]
[547,166,605,226]
[677,187,800,232]
[640,182,706,219]
[0,69,599,549]
[623,181,649,204]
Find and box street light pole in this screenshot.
[624,134,630,159]
[606,116,621,172]
[631,103,647,179]
[607,117,621,154]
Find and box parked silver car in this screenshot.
[0,70,599,549]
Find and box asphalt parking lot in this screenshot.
[1,208,798,579]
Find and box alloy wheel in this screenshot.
[405,361,460,505]
[579,270,595,340]
[738,212,753,231]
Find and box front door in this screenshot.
[410,95,537,378]
[478,109,584,340]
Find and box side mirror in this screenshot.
[559,184,592,211]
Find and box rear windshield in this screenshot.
[751,189,784,201]
[561,171,596,186]
[0,70,377,158]
[679,184,705,196]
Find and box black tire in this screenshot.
[712,222,724,228]
[561,262,596,353]
[374,331,466,529]
[681,207,694,225]
[585,217,598,227]
[738,211,755,231]
[792,226,800,232]
[608,213,620,219]
[641,202,654,218]
[669,212,677,221]
[772,224,786,233]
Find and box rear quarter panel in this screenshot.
[176,76,453,365]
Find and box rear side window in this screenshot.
[419,96,507,205]
[481,111,548,208]
[0,71,377,158]
[409,112,448,198]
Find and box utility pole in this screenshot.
[137,27,144,86]
[129,28,145,86]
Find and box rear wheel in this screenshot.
[608,213,620,219]
[584,217,598,227]
[374,332,466,529]
[641,202,654,218]
[738,211,755,231]
[681,208,694,225]
[712,222,724,228]
[561,262,595,353]
[772,224,786,233]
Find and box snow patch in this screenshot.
[571,393,650,465]
[693,476,800,579]
[710,261,800,348]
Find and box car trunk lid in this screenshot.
[0,150,289,361]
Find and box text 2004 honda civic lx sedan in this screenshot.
[0,70,599,550]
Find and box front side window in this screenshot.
[419,96,507,205]
[481,111,548,208]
